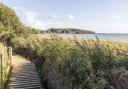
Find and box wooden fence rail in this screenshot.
[0,44,12,89]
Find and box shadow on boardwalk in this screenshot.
[8,55,44,89]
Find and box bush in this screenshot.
[9,34,128,89]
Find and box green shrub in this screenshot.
[9,35,128,89]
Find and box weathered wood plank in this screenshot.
[9,55,44,89]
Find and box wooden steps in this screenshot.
[9,55,44,89]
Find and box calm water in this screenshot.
[58,33,128,42]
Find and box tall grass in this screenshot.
[0,43,12,89]
[9,34,128,89]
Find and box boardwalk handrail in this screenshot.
[0,44,12,89]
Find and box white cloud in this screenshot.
[25,11,45,30]
[12,6,75,30]
[110,14,120,19]
[13,6,24,11]
[68,14,74,19]
[48,14,75,20]
[50,14,60,19]
[113,14,120,18]
[13,7,46,30]
[13,6,75,19]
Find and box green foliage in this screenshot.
[10,35,128,89]
[0,3,23,34]
[0,3,39,36]
[63,47,92,89]
[0,3,128,89]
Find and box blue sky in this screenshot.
[1,0,128,33]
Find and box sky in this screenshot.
[1,0,128,33]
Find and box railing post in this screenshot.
[0,54,3,87]
[8,47,12,67]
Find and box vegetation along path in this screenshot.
[8,55,44,89]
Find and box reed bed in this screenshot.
[9,34,128,89]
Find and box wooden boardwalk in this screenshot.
[9,55,44,89]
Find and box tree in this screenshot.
[0,3,39,35]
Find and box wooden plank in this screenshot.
[9,55,44,89]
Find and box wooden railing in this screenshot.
[0,44,12,89]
